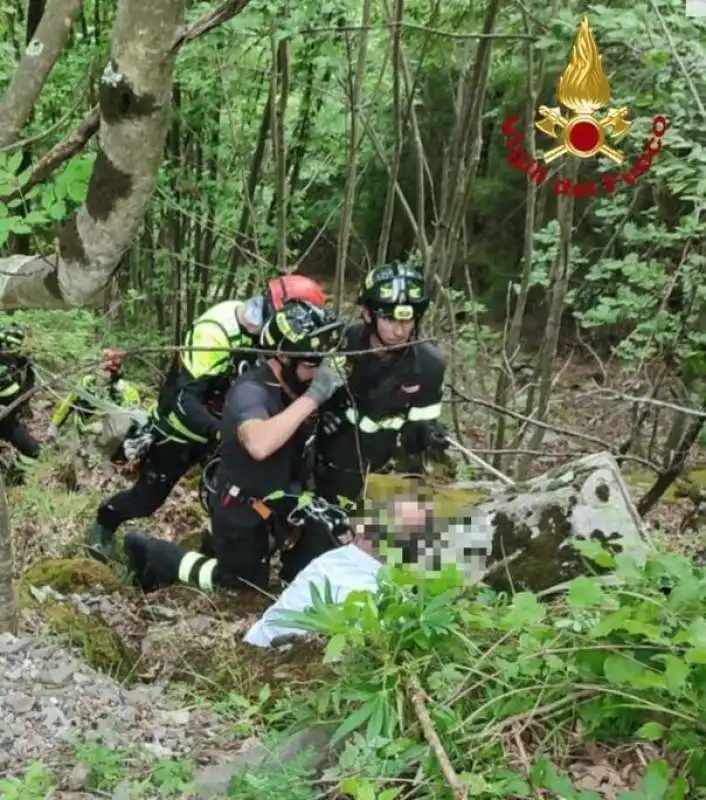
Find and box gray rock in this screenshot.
[6,692,35,713]
[67,762,90,791]
[157,709,190,726]
[0,633,33,655]
[193,725,336,798]
[39,662,75,686]
[440,451,651,592]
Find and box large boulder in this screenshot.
[438,452,651,592]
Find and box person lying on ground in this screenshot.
[244,496,494,647]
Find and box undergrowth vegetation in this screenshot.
[8,541,706,798]
[256,542,704,798]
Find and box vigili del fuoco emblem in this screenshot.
[535,16,631,165]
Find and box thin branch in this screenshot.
[447,384,662,472]
[171,0,250,50]
[407,676,468,800]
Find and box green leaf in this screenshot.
[636,721,665,740]
[684,647,706,664]
[67,182,87,203]
[331,700,376,746]
[502,592,545,628]
[603,654,648,686]
[6,151,22,174]
[662,655,689,694]
[619,760,670,800]
[324,634,347,664]
[568,576,604,607]
[9,219,31,234]
[47,200,66,220]
[23,210,46,225]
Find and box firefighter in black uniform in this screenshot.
[123,299,352,594]
[87,275,328,563]
[0,323,40,486]
[314,263,449,511]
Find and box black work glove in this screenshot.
[400,420,450,456]
[319,409,345,437]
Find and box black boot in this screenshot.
[86,521,118,563]
[123,531,218,594]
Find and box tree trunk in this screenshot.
[0,0,188,633]
[0,0,83,149]
[516,160,579,480]
[0,0,187,309]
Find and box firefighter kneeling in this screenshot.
[123,299,351,593]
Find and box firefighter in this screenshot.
[46,349,141,441]
[86,274,327,563]
[313,262,449,511]
[122,299,351,593]
[0,323,41,486]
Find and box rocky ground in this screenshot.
[0,630,224,782]
[2,357,705,795]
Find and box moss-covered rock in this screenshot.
[435,453,650,593]
[41,599,139,681]
[481,453,649,592]
[365,472,491,516]
[22,558,123,594]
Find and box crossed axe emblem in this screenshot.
[535,105,632,165]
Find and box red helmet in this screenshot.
[266,274,326,314]
[103,348,123,374]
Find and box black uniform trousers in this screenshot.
[204,487,338,589]
[125,489,339,595]
[97,436,210,533]
[314,423,398,510]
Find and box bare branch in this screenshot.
[172,0,250,50]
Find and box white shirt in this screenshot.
[244,544,381,648]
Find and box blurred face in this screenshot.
[294,360,319,385]
[363,309,414,347]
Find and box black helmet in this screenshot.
[0,323,25,352]
[358,263,429,321]
[260,299,344,363]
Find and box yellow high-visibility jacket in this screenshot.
[151,301,256,445]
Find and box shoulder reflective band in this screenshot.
[345,407,405,433]
[407,403,442,421]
